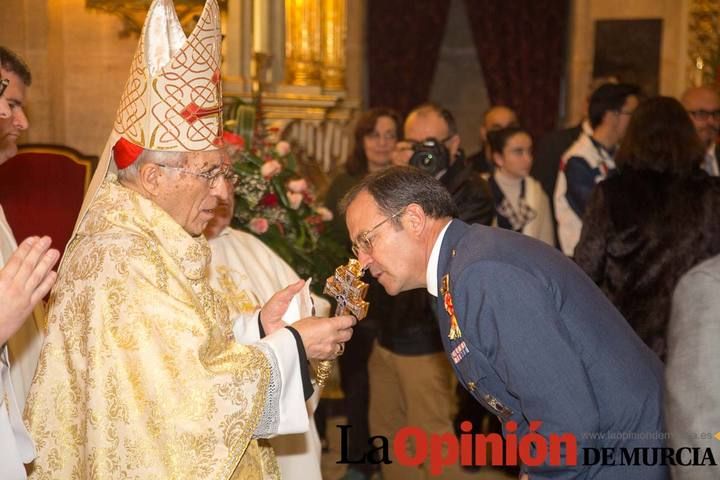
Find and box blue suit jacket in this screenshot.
[435,220,667,479]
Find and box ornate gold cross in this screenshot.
[325,259,369,319]
[314,259,370,387]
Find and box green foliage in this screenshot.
[224,97,347,295]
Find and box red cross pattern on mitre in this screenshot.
[112,0,223,153]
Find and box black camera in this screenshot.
[409,138,450,176]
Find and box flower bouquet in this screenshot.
[224,129,348,296]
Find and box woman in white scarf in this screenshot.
[486,126,555,246]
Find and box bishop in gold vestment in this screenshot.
[26,178,289,478]
[23,0,355,478]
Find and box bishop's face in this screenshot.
[345,190,424,296]
[156,150,229,236]
[204,178,235,240]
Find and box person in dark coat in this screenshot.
[343,166,667,480]
[574,96,720,360]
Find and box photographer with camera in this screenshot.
[365,103,495,480]
[401,103,494,225]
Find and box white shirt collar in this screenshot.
[426,220,452,297]
[704,143,719,176]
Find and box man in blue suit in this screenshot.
[342,166,667,480]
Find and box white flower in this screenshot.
[316,206,333,221]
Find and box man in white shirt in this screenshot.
[554,83,640,256]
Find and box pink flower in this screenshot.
[287,178,308,193]
[261,160,282,178]
[316,206,333,221]
[287,191,304,209]
[249,217,269,234]
[275,141,291,157]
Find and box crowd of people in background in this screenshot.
[325,80,720,480]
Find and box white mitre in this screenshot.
[75,0,223,232]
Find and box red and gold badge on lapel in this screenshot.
[440,274,462,340]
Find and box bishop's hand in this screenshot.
[292,315,356,360]
[259,279,305,335]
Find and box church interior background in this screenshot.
[1,0,717,182]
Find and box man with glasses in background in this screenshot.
[554,83,640,256]
[681,86,720,176]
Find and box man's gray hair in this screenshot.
[116,149,186,182]
[341,166,457,222]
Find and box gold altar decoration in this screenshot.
[316,259,369,387]
[285,0,322,86]
[687,0,720,87]
[321,0,346,90]
[285,0,347,89]
[85,0,227,37]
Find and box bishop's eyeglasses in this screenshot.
[155,163,241,188]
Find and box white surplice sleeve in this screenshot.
[232,311,309,437]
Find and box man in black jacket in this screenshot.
[404,103,494,225]
[365,103,493,480]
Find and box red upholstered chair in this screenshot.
[0,144,97,258]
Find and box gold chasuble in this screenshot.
[25,178,273,479]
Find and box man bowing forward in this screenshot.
[343,166,666,480]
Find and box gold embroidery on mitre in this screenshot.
[114,0,223,152]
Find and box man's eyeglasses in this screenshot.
[156,163,240,188]
[687,109,720,121]
[351,208,405,257]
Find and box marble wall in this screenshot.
[565,0,689,126]
[0,0,137,156]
